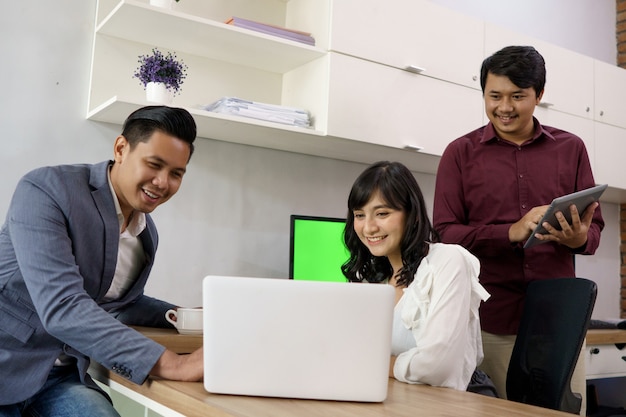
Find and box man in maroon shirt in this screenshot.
[433,46,604,410]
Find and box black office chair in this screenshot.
[506,277,597,415]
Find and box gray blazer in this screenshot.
[0,161,172,405]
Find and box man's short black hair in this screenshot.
[480,46,546,98]
[122,106,197,158]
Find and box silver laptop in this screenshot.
[202,275,394,402]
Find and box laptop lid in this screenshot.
[202,275,394,402]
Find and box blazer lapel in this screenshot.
[89,161,121,300]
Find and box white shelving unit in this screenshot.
[88,0,333,156]
[87,0,450,176]
[87,0,626,200]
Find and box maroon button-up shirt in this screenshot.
[433,118,604,335]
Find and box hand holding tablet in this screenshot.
[523,184,607,249]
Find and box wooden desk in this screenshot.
[129,326,202,354]
[91,326,574,417]
[137,326,626,353]
[586,329,626,346]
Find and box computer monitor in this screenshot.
[289,215,349,282]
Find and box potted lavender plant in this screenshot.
[133,48,187,104]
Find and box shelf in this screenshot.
[86,97,442,175]
[98,0,326,74]
[87,97,626,199]
[88,96,324,140]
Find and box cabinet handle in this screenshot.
[622,356,626,362]
[537,102,554,108]
[599,110,604,116]
[405,65,426,74]
[590,348,600,355]
[404,144,423,152]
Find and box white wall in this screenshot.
[428,0,617,64]
[0,0,620,317]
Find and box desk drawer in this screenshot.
[586,344,626,379]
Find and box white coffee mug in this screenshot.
[165,308,203,335]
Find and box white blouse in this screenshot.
[391,242,490,391]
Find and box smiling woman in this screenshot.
[351,192,406,274]
[341,161,492,393]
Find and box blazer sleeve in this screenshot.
[111,295,177,329]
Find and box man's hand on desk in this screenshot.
[150,347,204,382]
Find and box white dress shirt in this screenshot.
[103,166,146,301]
[392,242,490,391]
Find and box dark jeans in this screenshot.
[0,365,120,417]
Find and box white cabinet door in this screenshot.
[330,0,484,90]
[485,23,594,120]
[534,107,595,172]
[594,123,626,189]
[326,53,483,156]
[594,60,626,129]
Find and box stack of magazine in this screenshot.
[203,97,311,128]
[225,16,315,46]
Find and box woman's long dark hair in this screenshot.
[342,161,440,287]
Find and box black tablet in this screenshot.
[523,184,607,249]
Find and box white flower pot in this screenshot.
[146,82,173,105]
[149,0,174,10]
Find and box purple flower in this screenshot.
[133,48,187,95]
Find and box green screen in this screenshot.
[289,216,350,282]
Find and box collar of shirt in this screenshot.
[107,164,146,237]
[479,117,556,145]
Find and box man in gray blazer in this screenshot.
[0,106,203,416]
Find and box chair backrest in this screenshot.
[506,277,597,414]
